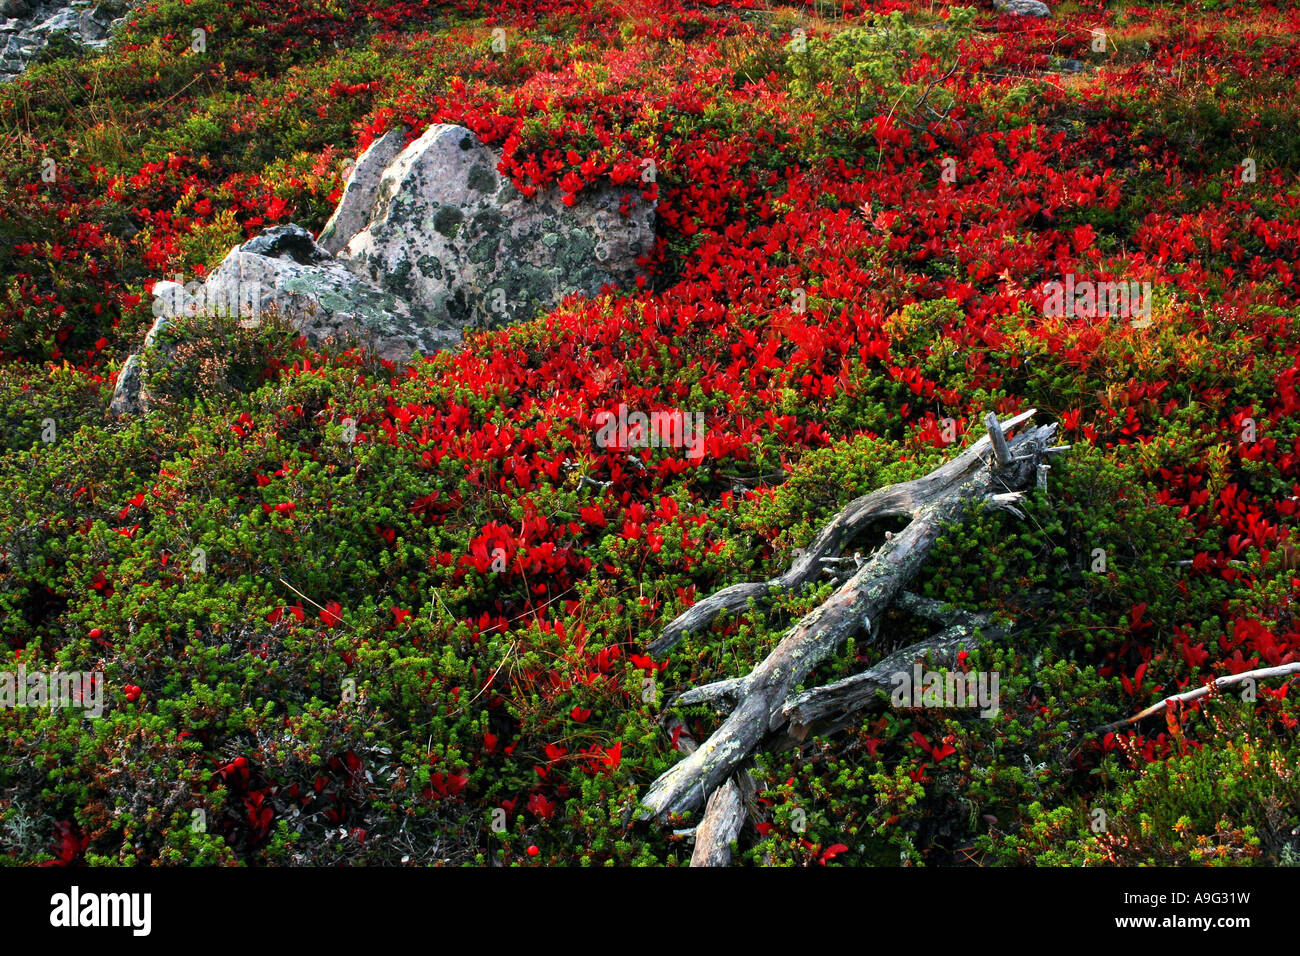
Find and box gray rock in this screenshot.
[107,353,142,416]
[239,222,332,263]
[142,281,182,348]
[0,0,130,80]
[29,7,78,36]
[317,126,408,255]
[994,0,1050,17]
[79,8,109,42]
[111,125,656,414]
[108,279,186,414]
[343,123,655,330]
[202,224,460,362]
[110,229,453,413]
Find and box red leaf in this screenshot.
[818,843,850,864]
[320,601,343,628]
[527,792,556,820]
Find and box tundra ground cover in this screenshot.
[2,0,1300,866]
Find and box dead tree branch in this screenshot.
[781,615,1010,741]
[1097,662,1300,733]
[648,409,1037,658]
[637,409,1057,822]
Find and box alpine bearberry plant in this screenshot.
[2,0,1299,866]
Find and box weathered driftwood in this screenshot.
[689,770,758,867]
[637,410,1060,822]
[665,717,753,867]
[893,590,990,625]
[672,676,745,713]
[984,411,1014,467]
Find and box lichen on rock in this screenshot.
[340,123,655,331]
[110,123,655,415]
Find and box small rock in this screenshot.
[240,222,332,263]
[1,0,134,80]
[111,124,657,414]
[203,224,459,362]
[995,0,1050,17]
[108,353,142,416]
[29,8,80,37]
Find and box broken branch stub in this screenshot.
[985,411,1014,467]
[689,770,755,867]
[638,410,1056,822]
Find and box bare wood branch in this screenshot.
[985,411,1013,468]
[782,618,1011,739]
[672,676,745,713]
[646,489,917,658]
[690,776,746,867]
[649,408,1039,658]
[985,491,1027,519]
[1097,662,1300,733]
[638,411,1057,820]
[893,591,990,626]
